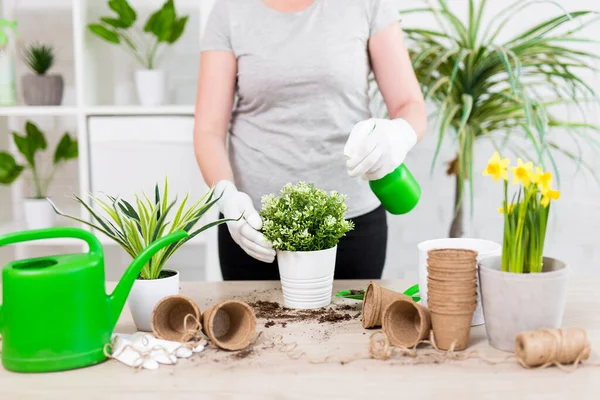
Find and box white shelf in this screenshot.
[85,105,195,116]
[0,106,79,116]
[0,221,210,247]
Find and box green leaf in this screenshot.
[108,0,136,27]
[88,24,120,44]
[0,152,24,184]
[144,0,176,42]
[168,16,188,43]
[100,17,128,29]
[53,133,78,165]
[25,121,47,150]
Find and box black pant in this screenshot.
[218,205,387,280]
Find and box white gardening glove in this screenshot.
[215,180,276,263]
[344,118,418,181]
[111,333,206,370]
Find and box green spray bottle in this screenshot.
[369,163,421,214]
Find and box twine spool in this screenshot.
[515,328,591,368]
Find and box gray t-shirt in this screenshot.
[200,0,399,218]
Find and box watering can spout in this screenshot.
[108,230,188,329]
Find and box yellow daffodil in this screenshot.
[510,158,534,187]
[532,166,552,192]
[483,152,510,181]
[541,188,560,207]
[497,203,516,215]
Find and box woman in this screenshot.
[194,0,427,280]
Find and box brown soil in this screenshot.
[232,349,254,360]
[349,289,365,296]
[248,300,360,325]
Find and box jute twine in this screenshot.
[103,313,209,371]
[252,328,600,371]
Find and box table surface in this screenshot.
[1,279,599,400]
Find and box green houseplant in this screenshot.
[88,0,188,106]
[0,19,18,106]
[478,152,568,351]
[260,182,353,309]
[22,43,63,106]
[51,177,229,331]
[400,0,599,237]
[0,120,78,229]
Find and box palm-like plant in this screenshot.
[401,0,599,237]
[51,178,231,280]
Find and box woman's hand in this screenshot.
[344,118,417,180]
[216,181,276,263]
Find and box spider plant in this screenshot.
[23,43,54,75]
[400,0,600,237]
[50,178,232,280]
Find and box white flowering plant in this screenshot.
[260,182,354,252]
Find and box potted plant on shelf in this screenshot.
[0,19,19,106]
[51,177,229,331]
[478,152,568,352]
[260,182,354,309]
[88,0,188,106]
[22,43,63,106]
[0,121,78,229]
[400,0,599,237]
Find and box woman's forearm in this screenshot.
[389,100,428,143]
[194,131,234,187]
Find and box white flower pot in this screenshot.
[23,198,56,230]
[277,246,337,309]
[479,256,569,352]
[417,238,501,326]
[128,270,180,332]
[135,69,166,106]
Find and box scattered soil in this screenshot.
[248,300,360,325]
[264,320,276,328]
[349,289,365,296]
[232,349,254,360]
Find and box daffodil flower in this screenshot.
[532,166,552,192]
[483,152,510,181]
[541,188,560,207]
[510,158,534,187]
[498,203,516,215]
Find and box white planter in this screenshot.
[479,256,569,352]
[24,198,56,230]
[277,246,337,309]
[128,270,180,332]
[418,238,501,326]
[135,69,166,106]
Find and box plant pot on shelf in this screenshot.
[135,69,166,106]
[22,74,64,106]
[479,256,569,352]
[128,269,180,332]
[24,198,56,229]
[277,246,336,309]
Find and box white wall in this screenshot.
[1,0,599,281]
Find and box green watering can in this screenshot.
[0,227,188,373]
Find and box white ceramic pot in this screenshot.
[417,238,501,326]
[479,256,569,352]
[277,246,337,309]
[135,69,166,106]
[128,270,180,331]
[24,198,56,230]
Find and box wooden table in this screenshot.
[1,279,599,399]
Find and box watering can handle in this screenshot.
[0,227,103,255]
